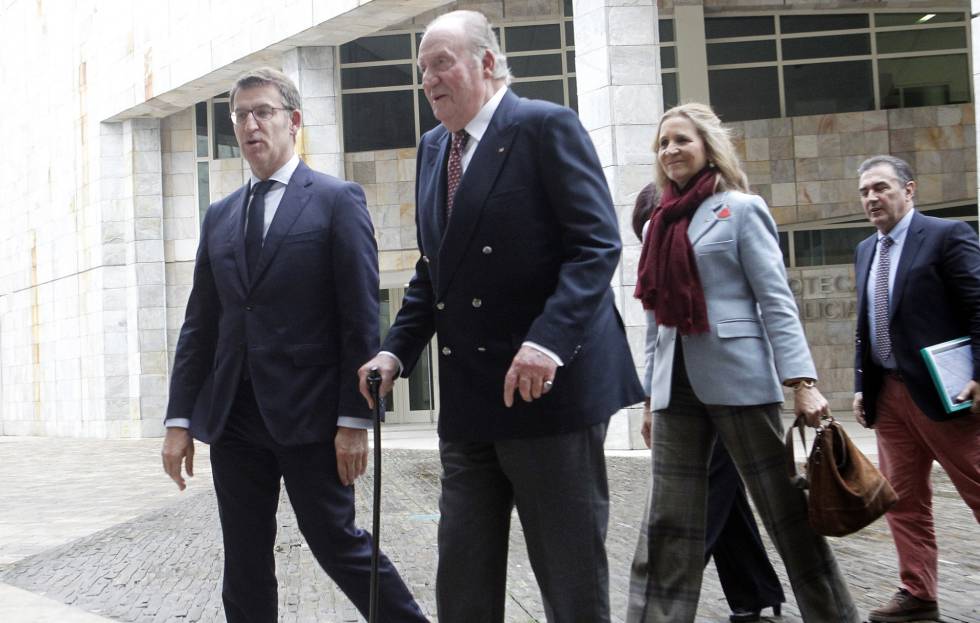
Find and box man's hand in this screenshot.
[335,427,368,486]
[955,380,980,414]
[794,384,830,427]
[853,392,871,428]
[162,427,194,491]
[358,353,399,409]
[503,345,558,407]
[641,400,652,449]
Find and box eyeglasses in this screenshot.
[230,106,291,125]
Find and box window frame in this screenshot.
[703,8,971,119]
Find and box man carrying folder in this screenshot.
[852,155,980,623]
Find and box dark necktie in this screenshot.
[446,130,469,218]
[873,235,895,363]
[245,180,274,280]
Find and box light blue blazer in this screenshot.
[644,190,816,411]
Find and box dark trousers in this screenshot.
[209,380,427,623]
[705,441,785,611]
[436,421,610,623]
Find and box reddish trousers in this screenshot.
[875,376,980,601]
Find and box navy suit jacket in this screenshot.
[166,160,379,445]
[854,211,980,425]
[382,89,644,441]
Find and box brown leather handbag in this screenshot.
[785,415,898,537]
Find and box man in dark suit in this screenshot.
[359,10,643,623]
[161,68,426,623]
[853,155,980,623]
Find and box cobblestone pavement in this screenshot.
[0,437,977,622]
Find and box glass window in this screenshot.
[662,74,678,110]
[782,34,869,60]
[418,90,439,135]
[778,231,790,267]
[511,80,565,106]
[659,19,674,43]
[340,34,411,63]
[563,0,573,17]
[566,50,575,73]
[876,12,964,28]
[794,228,874,267]
[212,101,240,159]
[505,24,562,52]
[661,47,676,70]
[709,67,780,122]
[707,40,776,65]
[878,54,970,109]
[568,77,577,112]
[197,162,210,224]
[780,14,868,34]
[564,21,574,47]
[342,91,416,152]
[195,102,208,158]
[876,27,967,54]
[922,204,978,218]
[341,65,413,89]
[509,53,563,78]
[705,16,774,39]
[784,61,874,116]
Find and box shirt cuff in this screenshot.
[165,418,190,429]
[522,341,564,367]
[337,416,372,429]
[378,350,404,375]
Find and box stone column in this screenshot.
[575,0,662,449]
[117,118,169,438]
[283,47,344,178]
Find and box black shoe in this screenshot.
[730,604,781,622]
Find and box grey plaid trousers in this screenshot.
[626,366,859,623]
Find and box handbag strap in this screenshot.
[784,414,835,489]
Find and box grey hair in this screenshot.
[229,67,302,112]
[857,155,915,187]
[425,10,513,84]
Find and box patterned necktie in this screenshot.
[873,235,895,363]
[245,180,274,280]
[446,130,469,218]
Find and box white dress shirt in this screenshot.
[866,208,915,370]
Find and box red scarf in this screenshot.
[634,167,717,335]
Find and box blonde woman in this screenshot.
[627,103,859,622]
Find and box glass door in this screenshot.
[378,288,439,424]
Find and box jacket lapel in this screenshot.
[687,193,728,245]
[249,161,314,288]
[437,90,519,297]
[890,211,925,319]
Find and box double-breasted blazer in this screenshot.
[854,211,980,425]
[166,160,378,445]
[648,190,816,411]
[382,89,644,441]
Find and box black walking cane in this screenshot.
[366,368,384,623]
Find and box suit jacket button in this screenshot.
[436,302,445,310]
[441,346,452,356]
[423,255,430,263]
[471,298,482,308]
[482,246,493,255]
[245,305,253,311]
[477,346,486,352]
